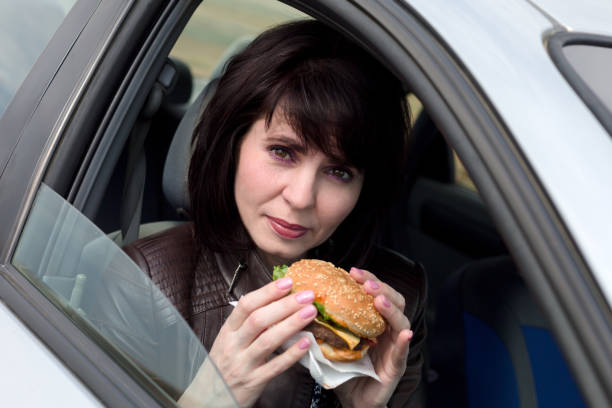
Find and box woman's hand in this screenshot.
[180,277,316,408]
[334,267,413,408]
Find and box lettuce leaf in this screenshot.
[313,301,332,321]
[314,301,347,330]
[272,264,289,280]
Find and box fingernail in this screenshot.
[275,277,292,290]
[382,295,392,308]
[351,267,364,277]
[407,330,414,340]
[298,337,311,350]
[367,280,380,290]
[296,290,314,304]
[300,305,317,319]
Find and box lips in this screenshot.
[267,216,308,239]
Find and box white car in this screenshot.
[0,0,610,406]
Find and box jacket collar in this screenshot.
[214,249,273,301]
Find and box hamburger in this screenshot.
[273,259,386,361]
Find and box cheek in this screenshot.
[235,154,283,211]
[236,160,262,190]
[318,182,362,230]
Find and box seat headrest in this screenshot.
[162,36,253,216]
[162,81,217,216]
[165,57,193,105]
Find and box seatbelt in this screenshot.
[120,60,177,245]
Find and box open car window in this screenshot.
[5,2,310,405]
[12,183,236,406]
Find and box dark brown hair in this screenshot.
[188,20,410,267]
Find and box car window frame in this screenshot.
[0,261,170,407]
[0,0,97,175]
[0,0,188,406]
[0,0,304,405]
[0,0,140,262]
[67,0,197,219]
[9,182,231,406]
[295,0,611,405]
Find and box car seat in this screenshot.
[428,256,585,408]
[106,36,253,244]
[32,37,253,315]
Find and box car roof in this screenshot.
[404,0,612,305]
[530,0,612,36]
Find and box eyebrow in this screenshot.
[265,135,309,155]
[265,134,358,170]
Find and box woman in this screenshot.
[127,20,426,407]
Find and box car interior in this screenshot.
[98,4,586,408]
[14,0,587,406]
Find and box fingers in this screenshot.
[349,266,375,284]
[350,267,405,312]
[252,336,312,385]
[225,277,294,331]
[389,329,413,372]
[375,294,411,339]
[236,289,316,348]
[248,304,317,362]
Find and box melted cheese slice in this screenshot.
[314,318,361,350]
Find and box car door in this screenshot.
[376,0,612,406]
[290,0,611,406]
[0,0,311,406]
[0,1,237,406]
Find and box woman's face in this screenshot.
[234,112,364,268]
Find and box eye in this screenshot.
[269,146,294,162]
[327,167,353,182]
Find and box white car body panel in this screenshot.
[530,0,612,36]
[0,301,102,407]
[405,0,612,305]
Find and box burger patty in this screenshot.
[305,322,368,350]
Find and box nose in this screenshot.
[282,168,317,209]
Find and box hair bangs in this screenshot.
[263,60,371,169]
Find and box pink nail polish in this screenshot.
[368,280,380,290]
[298,337,310,350]
[275,277,292,290]
[382,295,392,308]
[351,267,364,277]
[296,290,314,304]
[300,305,317,319]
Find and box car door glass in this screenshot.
[12,183,236,406]
[0,0,76,117]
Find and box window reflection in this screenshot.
[12,184,236,406]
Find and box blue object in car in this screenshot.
[431,256,586,408]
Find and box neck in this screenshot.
[256,249,303,270]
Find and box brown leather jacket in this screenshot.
[123,223,426,407]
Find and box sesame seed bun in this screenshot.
[286,259,386,339]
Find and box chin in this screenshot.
[267,243,315,263]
